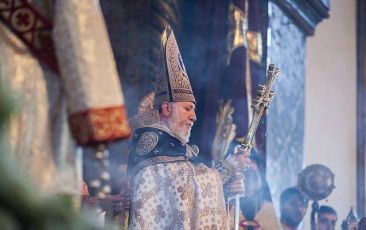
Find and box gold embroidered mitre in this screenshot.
[154,27,196,108]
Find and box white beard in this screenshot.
[164,120,191,144]
[171,126,191,144]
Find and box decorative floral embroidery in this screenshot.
[153,204,166,223]
[129,110,160,132]
[136,132,159,155]
[130,147,227,229]
[68,106,130,145]
[201,182,214,199]
[215,160,235,184]
[0,0,58,72]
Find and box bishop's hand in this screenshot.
[225,145,251,171]
[224,172,245,197]
[224,145,252,197]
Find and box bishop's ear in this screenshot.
[161,102,171,117]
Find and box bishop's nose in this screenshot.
[190,110,197,122]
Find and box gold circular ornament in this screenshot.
[12,8,35,32]
[298,164,335,201]
[136,132,159,155]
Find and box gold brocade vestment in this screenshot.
[128,124,228,230]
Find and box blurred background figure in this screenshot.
[358,217,366,230]
[317,205,337,230]
[280,187,308,230]
[341,207,359,230]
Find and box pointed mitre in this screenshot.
[154,26,196,109]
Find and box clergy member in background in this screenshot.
[0,0,130,199]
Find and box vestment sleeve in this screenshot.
[214,160,235,184]
[52,0,130,145]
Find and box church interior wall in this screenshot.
[304,0,357,225]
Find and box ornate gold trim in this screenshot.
[130,156,187,176]
[0,0,58,72]
[246,31,262,64]
[68,106,131,145]
[136,132,159,156]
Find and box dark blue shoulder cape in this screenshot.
[128,127,198,174]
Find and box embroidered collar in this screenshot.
[128,126,199,174]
